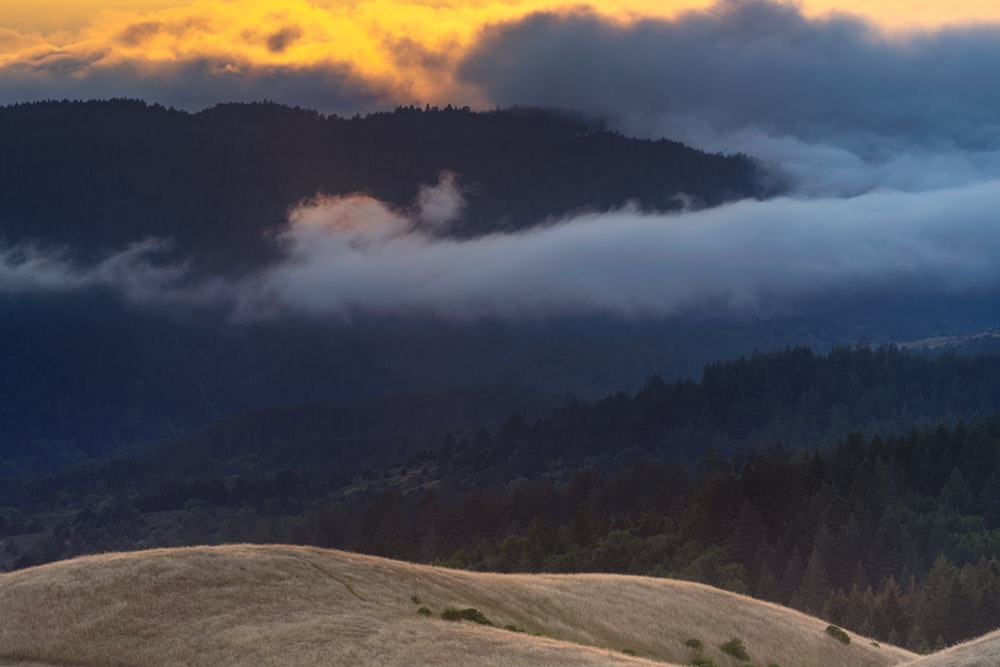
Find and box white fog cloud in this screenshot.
[227,179,1000,319]
[5,177,1000,320]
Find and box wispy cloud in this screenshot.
[0,238,221,305]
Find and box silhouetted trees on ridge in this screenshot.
[0,99,772,271]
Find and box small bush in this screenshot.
[691,657,715,667]
[622,648,637,656]
[720,638,750,660]
[461,608,494,625]
[504,624,525,633]
[685,638,704,651]
[416,606,432,616]
[768,663,782,667]
[410,595,422,604]
[871,642,880,648]
[441,607,493,625]
[825,624,851,645]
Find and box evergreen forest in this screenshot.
[5,345,1000,652]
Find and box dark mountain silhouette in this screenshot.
[0,99,774,271]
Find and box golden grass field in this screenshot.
[0,544,919,666]
[904,629,1000,667]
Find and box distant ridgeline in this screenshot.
[0,99,774,270]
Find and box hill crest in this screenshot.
[0,544,914,667]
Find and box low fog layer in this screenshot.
[2,175,1000,320]
[234,179,1000,318]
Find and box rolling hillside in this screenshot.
[905,629,1000,667]
[0,545,915,667]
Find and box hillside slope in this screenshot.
[904,629,1000,667]
[0,545,914,667]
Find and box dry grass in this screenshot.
[0,544,916,667]
[903,628,1000,667]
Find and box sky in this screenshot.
[3,0,1000,114]
[2,0,1000,320]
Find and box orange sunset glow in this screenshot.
[2,0,1000,111]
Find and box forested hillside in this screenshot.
[0,305,873,478]
[1,100,997,482]
[0,100,770,269]
[6,346,1000,652]
[0,99,788,478]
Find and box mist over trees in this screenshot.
[0,99,770,271]
[0,98,777,477]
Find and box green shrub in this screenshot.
[720,638,750,660]
[504,624,525,633]
[622,648,637,656]
[691,657,715,667]
[440,607,494,625]
[410,595,422,604]
[416,606,432,616]
[685,638,704,651]
[825,624,851,644]
[461,608,494,625]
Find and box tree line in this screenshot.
[0,99,770,271]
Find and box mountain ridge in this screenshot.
[0,99,773,271]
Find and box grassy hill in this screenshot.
[0,545,915,667]
[905,629,1000,667]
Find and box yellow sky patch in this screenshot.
[4,0,1000,34]
[1,0,999,107]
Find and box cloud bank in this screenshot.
[231,180,1000,319]
[5,175,1000,321]
[458,1,1000,195]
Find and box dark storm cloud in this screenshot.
[458,0,1000,193]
